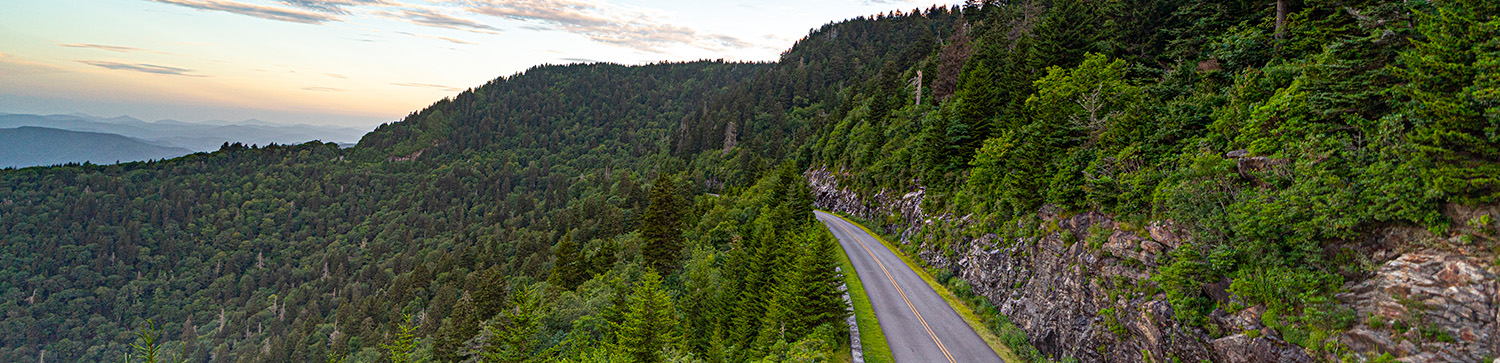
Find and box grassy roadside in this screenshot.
[824,212,1027,363]
[832,235,894,363]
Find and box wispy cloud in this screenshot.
[559,57,597,63]
[302,86,347,91]
[380,8,500,34]
[0,52,70,74]
[79,60,206,77]
[456,0,750,52]
[398,32,478,45]
[277,0,392,14]
[391,82,460,92]
[60,43,170,54]
[150,0,339,24]
[323,73,348,79]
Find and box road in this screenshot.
[816,211,1005,363]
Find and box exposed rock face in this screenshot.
[1337,252,1497,362]
[806,167,1498,362]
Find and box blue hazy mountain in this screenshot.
[0,112,370,152]
[0,126,194,168]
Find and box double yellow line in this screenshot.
[826,214,956,363]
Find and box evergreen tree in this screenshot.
[782,169,815,225]
[793,228,849,336]
[640,174,686,272]
[679,246,723,355]
[382,312,426,363]
[473,266,510,321]
[482,286,548,363]
[433,292,478,363]
[1032,0,1102,68]
[1395,0,1500,203]
[612,270,679,363]
[548,231,586,290]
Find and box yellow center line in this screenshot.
[827,214,956,363]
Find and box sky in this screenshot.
[0,0,958,128]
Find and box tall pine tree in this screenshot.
[640,174,686,272]
[612,270,680,363]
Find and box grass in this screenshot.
[833,236,894,363]
[823,212,1026,363]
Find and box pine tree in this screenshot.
[482,286,548,363]
[640,174,686,272]
[794,228,849,336]
[782,170,815,226]
[1029,0,1100,69]
[612,270,680,363]
[382,312,426,363]
[680,246,722,355]
[1395,0,1500,203]
[730,210,781,343]
[548,231,586,290]
[472,266,510,321]
[433,292,478,363]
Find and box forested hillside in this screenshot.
[766,0,1498,361]
[2,0,1497,362]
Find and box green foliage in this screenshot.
[1155,244,1214,327]
[611,270,679,363]
[1394,0,1500,203]
[383,312,426,363]
[9,1,1500,362]
[550,232,588,290]
[121,320,187,363]
[642,174,687,273]
[482,286,549,363]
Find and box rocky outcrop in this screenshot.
[806,166,1499,362]
[1336,252,1497,362]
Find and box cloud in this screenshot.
[302,86,347,91]
[277,0,392,14]
[379,8,500,34]
[0,53,71,74]
[149,0,339,24]
[398,32,478,45]
[458,0,745,52]
[79,60,206,76]
[708,35,751,49]
[60,43,169,54]
[391,82,460,92]
[559,57,597,63]
[324,73,348,79]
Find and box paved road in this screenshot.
[816,211,1005,363]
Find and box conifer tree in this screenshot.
[612,270,679,363]
[382,312,426,363]
[434,292,478,363]
[548,231,586,290]
[1396,0,1500,202]
[680,246,722,355]
[472,266,510,321]
[1029,0,1100,69]
[794,228,849,336]
[640,174,685,272]
[482,286,548,363]
[782,170,815,226]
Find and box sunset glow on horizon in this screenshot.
[1,0,957,128]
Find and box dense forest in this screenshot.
[2,0,1498,362]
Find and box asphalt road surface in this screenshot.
[816,211,1005,363]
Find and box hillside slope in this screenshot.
[1,1,1497,362]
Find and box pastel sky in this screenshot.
[0,0,957,127]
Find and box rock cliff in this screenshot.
[806,166,1498,362]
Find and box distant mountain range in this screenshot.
[0,127,193,168]
[0,112,370,168]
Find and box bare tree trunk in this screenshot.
[1275,0,1288,39]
